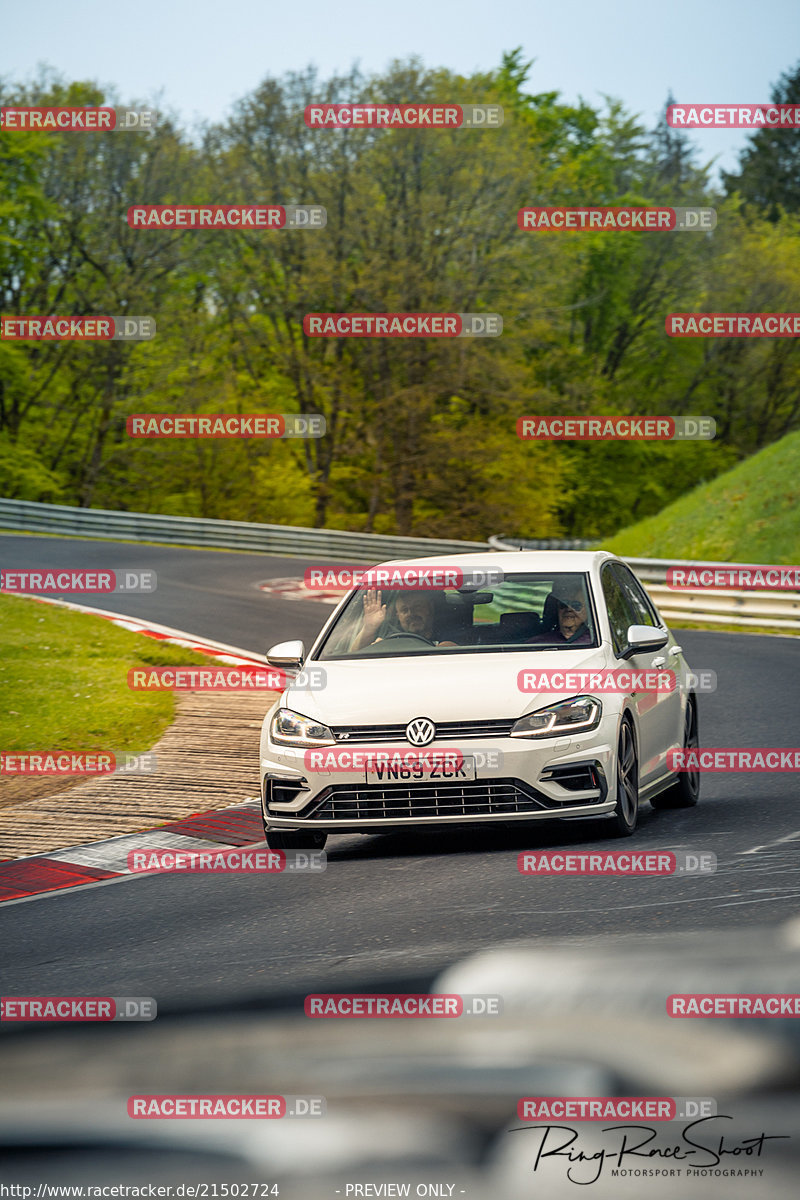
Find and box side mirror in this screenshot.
[266,639,305,669]
[619,624,669,659]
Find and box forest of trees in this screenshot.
[2,52,799,540]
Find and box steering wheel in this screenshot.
[381,632,436,646]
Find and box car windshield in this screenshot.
[315,572,598,659]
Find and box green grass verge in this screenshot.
[604,430,800,563]
[0,594,222,754]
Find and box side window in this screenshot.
[614,564,659,629]
[600,564,635,655]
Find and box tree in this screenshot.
[723,62,800,219]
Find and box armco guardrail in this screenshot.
[489,534,800,630]
[647,584,800,629]
[0,498,489,563]
[2,503,796,629]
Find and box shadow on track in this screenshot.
[322,805,668,864]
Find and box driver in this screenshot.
[350,588,457,650]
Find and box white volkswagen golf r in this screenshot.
[258,551,700,850]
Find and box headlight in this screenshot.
[511,696,602,738]
[270,708,335,747]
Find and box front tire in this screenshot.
[609,717,639,836]
[265,828,328,851]
[651,697,700,810]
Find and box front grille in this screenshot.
[330,718,517,744]
[306,778,569,821]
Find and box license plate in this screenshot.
[366,756,476,785]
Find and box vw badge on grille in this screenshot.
[406,717,436,746]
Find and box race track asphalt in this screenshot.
[2,534,799,1008]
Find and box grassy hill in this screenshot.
[604,431,800,562]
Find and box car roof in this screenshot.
[375,549,617,571]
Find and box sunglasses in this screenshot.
[558,599,586,611]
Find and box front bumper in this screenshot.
[260,736,616,832]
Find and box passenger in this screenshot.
[527,581,592,646]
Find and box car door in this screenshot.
[599,562,660,786]
[613,562,683,778]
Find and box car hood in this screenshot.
[284,646,606,724]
